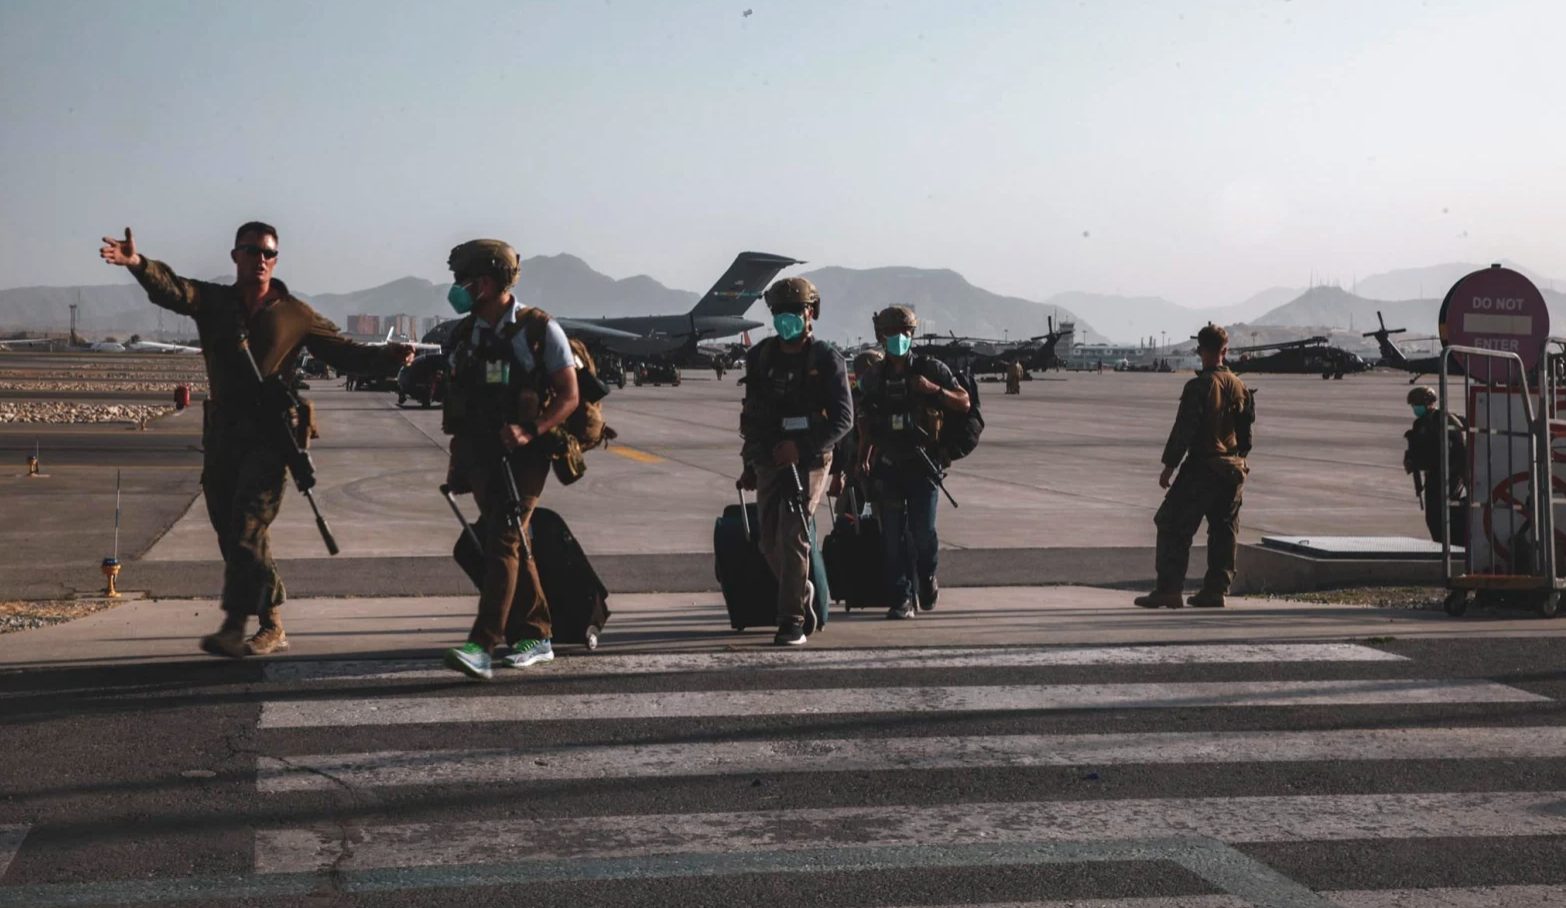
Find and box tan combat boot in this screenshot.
[246,607,290,656]
[199,612,249,659]
[1132,591,1185,609]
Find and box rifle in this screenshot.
[498,449,534,562]
[911,424,960,508]
[1412,470,1425,511]
[236,336,340,555]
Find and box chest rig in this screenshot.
[442,316,533,438]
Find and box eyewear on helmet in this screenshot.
[235,244,278,260]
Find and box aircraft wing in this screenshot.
[555,319,648,342]
[128,341,201,354]
[0,338,58,350]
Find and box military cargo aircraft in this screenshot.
[1228,336,1372,379]
[422,251,801,362]
[1363,311,1457,383]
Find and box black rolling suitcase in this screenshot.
[713,489,829,632]
[443,488,610,650]
[822,486,914,613]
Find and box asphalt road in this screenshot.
[3,636,1566,906]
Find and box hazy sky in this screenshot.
[3,0,1563,306]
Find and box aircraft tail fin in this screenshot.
[688,252,804,319]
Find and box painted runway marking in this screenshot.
[0,825,28,882]
[606,444,665,463]
[1329,884,1566,907]
[256,725,1566,791]
[258,678,1544,728]
[0,839,1321,908]
[254,790,1566,874]
[261,642,1407,683]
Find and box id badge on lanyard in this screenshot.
[891,414,906,431]
[485,360,509,385]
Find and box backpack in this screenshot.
[938,364,984,462]
[514,308,614,452]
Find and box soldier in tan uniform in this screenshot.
[1005,360,1024,395]
[99,224,413,657]
[1135,324,1255,609]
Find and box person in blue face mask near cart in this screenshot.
[738,277,854,646]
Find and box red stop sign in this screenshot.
[1439,265,1550,373]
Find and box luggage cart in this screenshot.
[1440,341,1566,617]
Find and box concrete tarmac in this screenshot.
[139,370,1433,564]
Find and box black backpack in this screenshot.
[939,365,984,462]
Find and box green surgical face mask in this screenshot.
[447,281,476,315]
[773,312,806,342]
[884,333,912,357]
[1412,405,1429,418]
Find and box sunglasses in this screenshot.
[235,244,278,260]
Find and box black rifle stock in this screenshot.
[235,337,340,555]
[1412,470,1425,510]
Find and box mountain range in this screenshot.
[2,258,1561,347]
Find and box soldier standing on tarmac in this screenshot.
[440,240,580,680]
[858,306,970,620]
[1005,360,1024,395]
[99,224,414,657]
[738,277,854,646]
[1403,386,1468,545]
[1135,323,1255,610]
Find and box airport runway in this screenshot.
[2,368,1439,597]
[140,370,1432,561]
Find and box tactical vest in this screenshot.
[740,338,828,453]
[441,314,534,439]
[866,356,945,454]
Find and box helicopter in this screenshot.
[912,317,1073,377]
[1226,336,1372,379]
[1363,310,1459,383]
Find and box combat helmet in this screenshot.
[764,277,821,318]
[447,239,520,289]
[1408,386,1437,406]
[873,305,918,338]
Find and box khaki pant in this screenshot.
[755,456,830,626]
[1154,462,1242,595]
[455,436,553,651]
[203,418,288,618]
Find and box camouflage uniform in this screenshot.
[1152,364,1255,599]
[132,259,401,623]
[1005,361,1024,395]
[1404,397,1468,545]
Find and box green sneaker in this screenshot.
[501,639,555,668]
[443,642,493,680]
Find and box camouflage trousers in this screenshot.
[203,420,287,617]
[1154,462,1242,595]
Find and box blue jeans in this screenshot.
[874,464,940,603]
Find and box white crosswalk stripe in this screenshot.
[259,678,1541,728]
[259,725,1566,791]
[232,642,1565,906]
[261,643,1405,683]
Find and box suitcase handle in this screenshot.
[737,487,752,540]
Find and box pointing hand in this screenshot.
[99,228,141,270]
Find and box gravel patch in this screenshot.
[0,599,124,634]
[1264,586,1446,610]
[0,401,176,424]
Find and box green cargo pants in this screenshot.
[203,418,288,617]
[1154,461,1242,595]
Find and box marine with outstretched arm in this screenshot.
[99,223,413,657]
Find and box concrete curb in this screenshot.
[2,544,1458,602]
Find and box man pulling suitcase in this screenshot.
[736,278,854,645]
